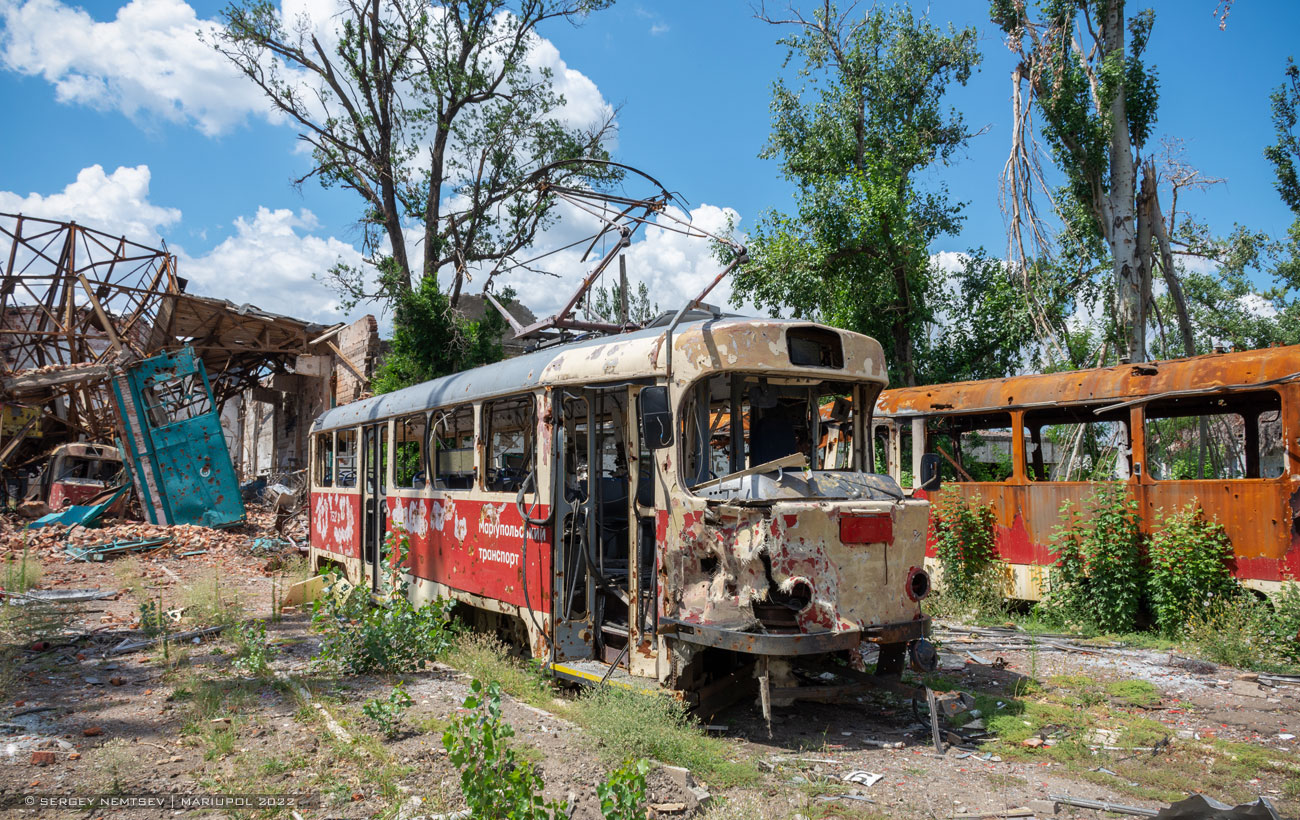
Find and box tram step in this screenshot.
[599,622,629,637]
[546,659,659,694]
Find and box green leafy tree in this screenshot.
[371,276,509,394]
[1266,57,1300,214]
[211,0,618,310]
[737,3,980,386]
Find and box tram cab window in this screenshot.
[926,413,1016,483]
[1023,407,1130,482]
[1143,390,1282,480]
[314,433,333,488]
[484,395,536,492]
[394,414,427,489]
[431,405,475,490]
[679,373,876,491]
[335,429,358,488]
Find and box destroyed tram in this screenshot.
[307,312,934,705]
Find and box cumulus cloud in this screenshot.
[0,164,365,325]
[1,0,614,142]
[0,164,181,241]
[0,0,269,135]
[177,207,362,324]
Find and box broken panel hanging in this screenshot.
[111,346,245,528]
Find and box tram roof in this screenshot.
[876,343,1300,417]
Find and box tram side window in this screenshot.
[927,413,1016,483]
[1023,407,1130,482]
[431,405,475,490]
[1144,390,1282,480]
[394,414,427,489]
[314,433,333,488]
[335,428,358,488]
[485,395,536,492]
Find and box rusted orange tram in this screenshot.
[874,346,1300,599]
[308,312,934,701]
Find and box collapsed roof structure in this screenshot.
[0,213,378,481]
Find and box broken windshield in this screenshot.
[678,373,895,501]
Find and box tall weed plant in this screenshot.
[1146,504,1240,636]
[1043,485,1143,634]
[929,489,1006,620]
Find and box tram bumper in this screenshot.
[659,615,930,656]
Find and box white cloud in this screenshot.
[0,164,181,241]
[1238,292,1278,319]
[1,0,614,144]
[177,207,362,324]
[0,164,367,325]
[0,0,269,136]
[649,23,669,35]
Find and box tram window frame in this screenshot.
[314,432,333,488]
[1143,389,1283,481]
[1022,406,1131,482]
[678,373,873,492]
[484,394,537,494]
[393,413,428,489]
[925,412,1017,483]
[430,404,476,491]
[335,428,358,489]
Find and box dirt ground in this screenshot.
[1,519,1296,820]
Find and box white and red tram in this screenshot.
[308,312,934,700]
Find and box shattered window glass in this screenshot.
[679,373,890,500]
[484,395,536,493]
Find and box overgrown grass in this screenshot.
[180,568,242,628]
[443,632,554,709]
[568,685,759,788]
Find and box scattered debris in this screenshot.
[1050,794,1282,819]
[842,770,884,787]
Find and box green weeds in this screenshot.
[362,682,413,738]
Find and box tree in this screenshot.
[992,0,1185,363]
[211,0,618,310]
[371,275,509,394]
[1266,57,1300,214]
[736,2,980,386]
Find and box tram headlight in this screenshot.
[906,566,931,602]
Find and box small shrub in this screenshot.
[363,682,413,738]
[1184,594,1281,670]
[1042,485,1143,633]
[312,531,455,674]
[1147,504,1240,636]
[443,680,565,820]
[598,758,650,820]
[230,619,275,676]
[1260,581,1300,665]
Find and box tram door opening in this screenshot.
[361,423,387,592]
[554,388,641,667]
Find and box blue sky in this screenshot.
[0,0,1297,329]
